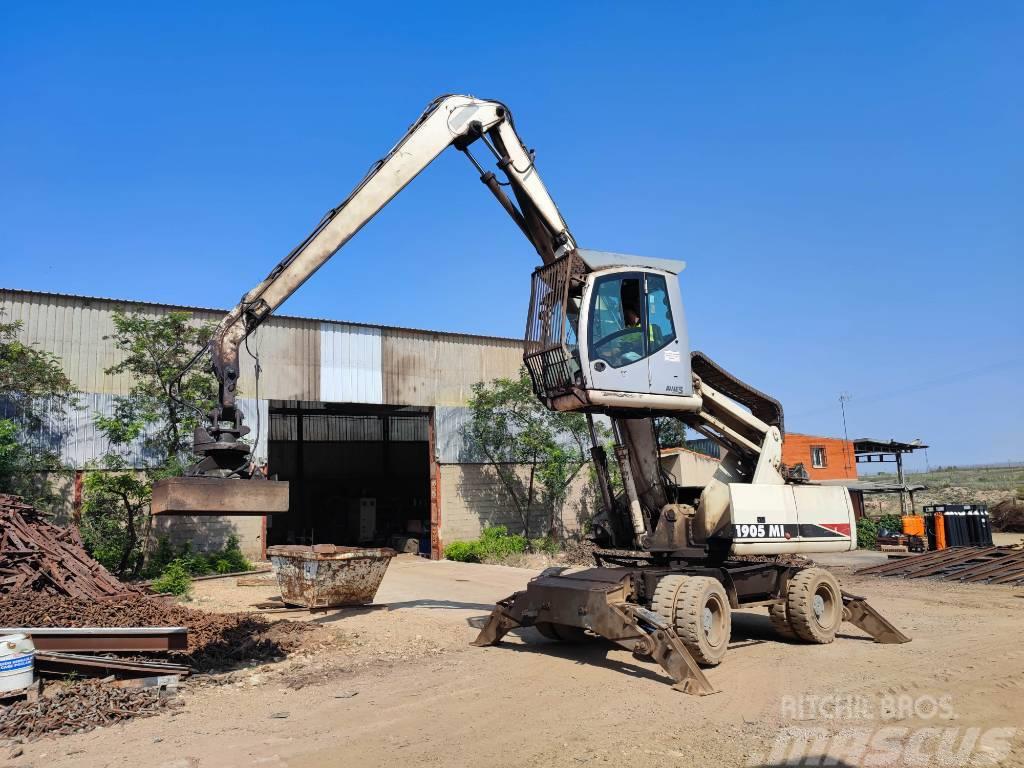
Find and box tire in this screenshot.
[768,602,797,640]
[653,574,731,666]
[652,574,687,620]
[534,622,587,643]
[785,568,843,644]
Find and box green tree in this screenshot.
[79,454,153,576]
[80,311,216,577]
[655,416,687,449]
[467,368,597,540]
[94,311,217,471]
[0,311,78,506]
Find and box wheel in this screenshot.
[534,622,587,643]
[653,574,731,666]
[785,568,843,644]
[652,574,687,619]
[768,602,797,640]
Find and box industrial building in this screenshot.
[0,288,596,559]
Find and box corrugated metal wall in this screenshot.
[237,317,320,402]
[685,438,722,459]
[1,288,526,467]
[381,328,522,406]
[268,411,428,443]
[0,290,220,395]
[0,392,268,467]
[435,406,482,464]
[318,322,382,404]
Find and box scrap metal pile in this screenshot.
[0,680,178,742]
[0,493,136,599]
[0,595,311,743]
[856,545,1024,585]
[991,499,1024,533]
[0,494,315,742]
[0,593,310,670]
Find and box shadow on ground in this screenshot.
[484,629,682,686]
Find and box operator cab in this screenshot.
[524,249,702,416]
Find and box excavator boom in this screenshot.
[155,95,576,513]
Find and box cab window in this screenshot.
[646,273,677,354]
[588,275,645,368]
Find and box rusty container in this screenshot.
[266,545,397,608]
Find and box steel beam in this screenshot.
[0,626,188,652]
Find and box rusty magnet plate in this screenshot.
[151,477,289,516]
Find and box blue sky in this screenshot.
[2,3,1021,468]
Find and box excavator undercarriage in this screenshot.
[473,558,910,695]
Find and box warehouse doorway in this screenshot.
[266,401,434,555]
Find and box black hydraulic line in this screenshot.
[458,147,533,242]
[587,413,615,517]
[481,173,532,241]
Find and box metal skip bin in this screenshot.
[267,545,397,608]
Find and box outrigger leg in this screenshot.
[842,591,911,644]
[472,568,716,696]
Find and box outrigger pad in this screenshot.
[472,584,716,696]
[151,477,289,516]
[842,591,911,644]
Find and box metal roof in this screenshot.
[853,438,929,454]
[577,249,686,275]
[0,286,521,345]
[819,479,927,493]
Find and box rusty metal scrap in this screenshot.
[33,651,191,679]
[0,626,188,653]
[0,594,315,671]
[0,679,179,742]
[856,546,1024,585]
[0,494,137,599]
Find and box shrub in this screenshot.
[144,537,177,578]
[151,559,193,597]
[857,518,878,550]
[143,535,252,579]
[444,526,528,563]
[477,526,527,560]
[211,535,252,573]
[876,514,903,535]
[530,536,560,556]
[443,540,481,563]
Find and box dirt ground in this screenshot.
[7,554,1024,768]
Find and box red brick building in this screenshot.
[781,433,857,481]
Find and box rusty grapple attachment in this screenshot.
[472,567,716,696]
[151,476,289,516]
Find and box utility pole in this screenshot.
[839,393,853,476]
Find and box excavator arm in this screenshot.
[189,94,576,479]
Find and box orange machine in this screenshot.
[901,515,925,537]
